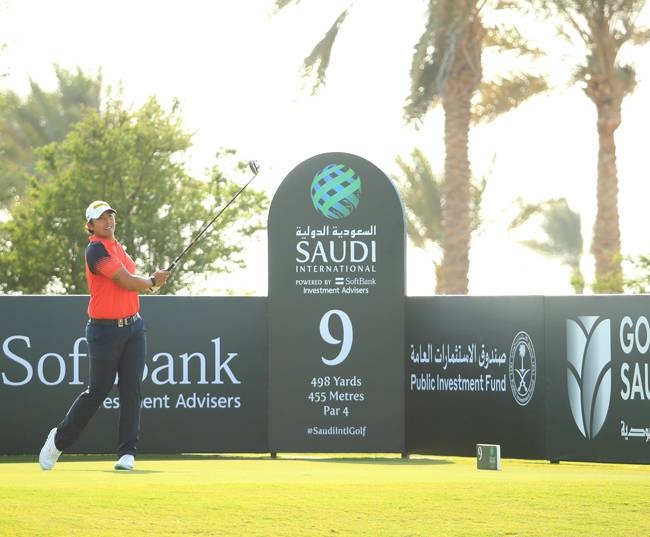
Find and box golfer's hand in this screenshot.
[152,269,171,288]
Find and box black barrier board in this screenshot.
[406,296,546,459]
[0,296,268,454]
[0,296,93,454]
[546,296,650,463]
[268,153,405,452]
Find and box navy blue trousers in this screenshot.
[55,317,146,456]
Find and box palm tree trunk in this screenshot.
[438,11,483,295]
[439,90,472,294]
[591,88,623,293]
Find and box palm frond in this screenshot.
[393,147,485,247]
[483,24,545,57]
[630,27,650,45]
[394,149,444,248]
[301,9,349,94]
[473,73,548,123]
[510,197,583,267]
[274,0,301,11]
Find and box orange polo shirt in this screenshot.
[85,236,139,319]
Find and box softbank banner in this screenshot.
[546,296,650,463]
[406,297,546,459]
[0,296,268,454]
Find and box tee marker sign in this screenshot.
[477,444,501,470]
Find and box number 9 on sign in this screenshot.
[320,309,353,366]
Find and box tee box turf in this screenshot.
[476,444,501,471]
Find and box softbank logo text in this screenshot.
[566,316,612,439]
[1,335,240,387]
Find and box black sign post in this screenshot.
[268,153,406,452]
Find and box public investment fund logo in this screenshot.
[310,164,362,219]
[508,331,536,406]
[566,316,612,440]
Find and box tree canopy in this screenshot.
[0,96,268,295]
[0,65,102,208]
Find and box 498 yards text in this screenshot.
[308,375,365,416]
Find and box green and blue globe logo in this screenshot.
[310,164,362,219]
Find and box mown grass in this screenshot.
[1,453,649,536]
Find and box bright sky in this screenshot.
[2,0,649,296]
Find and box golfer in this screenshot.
[39,200,170,471]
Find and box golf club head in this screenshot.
[248,159,261,176]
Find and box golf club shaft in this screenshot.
[166,162,260,272]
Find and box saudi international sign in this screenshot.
[268,153,406,452]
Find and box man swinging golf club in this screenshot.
[39,161,260,470]
[39,200,171,471]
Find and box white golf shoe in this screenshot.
[39,428,62,470]
[114,454,135,471]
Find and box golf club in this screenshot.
[165,159,261,273]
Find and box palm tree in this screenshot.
[532,0,650,293]
[275,0,547,294]
[509,197,585,293]
[394,148,485,293]
[0,65,102,208]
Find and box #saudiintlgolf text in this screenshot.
[307,426,368,437]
